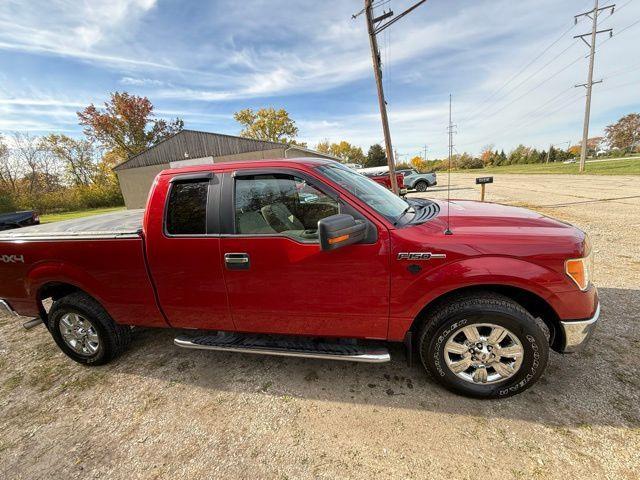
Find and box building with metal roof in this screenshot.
[114,129,340,208]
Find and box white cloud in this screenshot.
[1,0,638,157]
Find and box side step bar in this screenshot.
[174,333,390,363]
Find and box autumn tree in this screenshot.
[366,143,386,167]
[409,156,428,172]
[480,144,495,166]
[234,107,304,145]
[605,113,640,153]
[41,134,98,186]
[77,92,183,162]
[315,139,366,164]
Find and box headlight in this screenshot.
[565,251,593,291]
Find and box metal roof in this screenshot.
[114,130,296,171]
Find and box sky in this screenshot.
[0,0,638,159]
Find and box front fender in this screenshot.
[388,256,577,340]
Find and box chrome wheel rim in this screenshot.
[444,323,524,385]
[59,313,100,356]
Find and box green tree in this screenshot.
[366,143,387,167]
[234,107,304,145]
[77,92,183,163]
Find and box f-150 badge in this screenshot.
[397,252,446,260]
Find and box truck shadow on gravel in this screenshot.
[118,287,639,429]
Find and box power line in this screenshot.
[466,52,584,126]
[459,91,586,147]
[461,22,578,123]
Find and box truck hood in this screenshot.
[401,199,586,259]
[433,199,572,233]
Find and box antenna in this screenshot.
[444,94,455,235]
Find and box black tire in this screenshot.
[415,181,428,192]
[418,292,549,399]
[48,292,131,366]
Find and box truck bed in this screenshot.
[0,209,144,240]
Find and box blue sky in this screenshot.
[0,0,638,158]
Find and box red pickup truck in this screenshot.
[0,158,599,398]
[361,170,406,194]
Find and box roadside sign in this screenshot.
[475,176,493,202]
[475,176,493,185]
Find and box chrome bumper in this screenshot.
[559,302,600,353]
[0,299,19,317]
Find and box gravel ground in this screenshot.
[1,173,639,479]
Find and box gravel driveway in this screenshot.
[1,173,638,479]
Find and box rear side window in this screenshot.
[166,180,208,235]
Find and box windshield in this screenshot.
[317,163,409,221]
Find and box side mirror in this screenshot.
[318,214,367,251]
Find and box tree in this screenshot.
[11,133,60,195]
[77,92,183,162]
[605,113,640,153]
[409,156,427,171]
[480,144,495,166]
[41,134,98,186]
[568,144,581,156]
[234,107,302,145]
[315,139,366,164]
[0,134,21,195]
[366,143,386,167]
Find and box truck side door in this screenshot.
[145,172,234,331]
[219,168,390,339]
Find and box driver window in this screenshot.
[234,173,339,241]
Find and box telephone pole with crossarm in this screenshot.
[356,0,428,194]
[574,0,615,173]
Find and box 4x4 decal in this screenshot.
[0,254,24,263]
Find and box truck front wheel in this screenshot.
[48,292,131,366]
[418,293,549,399]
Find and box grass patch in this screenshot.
[40,206,126,224]
[453,157,640,175]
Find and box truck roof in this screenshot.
[159,157,337,177]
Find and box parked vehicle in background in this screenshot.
[360,167,406,195]
[344,163,363,170]
[396,169,437,192]
[0,158,599,399]
[0,211,40,231]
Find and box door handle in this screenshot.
[224,253,250,270]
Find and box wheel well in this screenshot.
[410,285,563,351]
[36,282,86,320]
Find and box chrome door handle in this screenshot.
[224,253,250,270]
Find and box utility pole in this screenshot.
[423,144,428,161]
[574,0,615,173]
[444,94,455,236]
[358,0,427,194]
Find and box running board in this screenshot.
[174,333,390,363]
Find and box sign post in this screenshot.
[475,176,493,202]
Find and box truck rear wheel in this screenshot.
[417,292,549,399]
[48,292,131,366]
